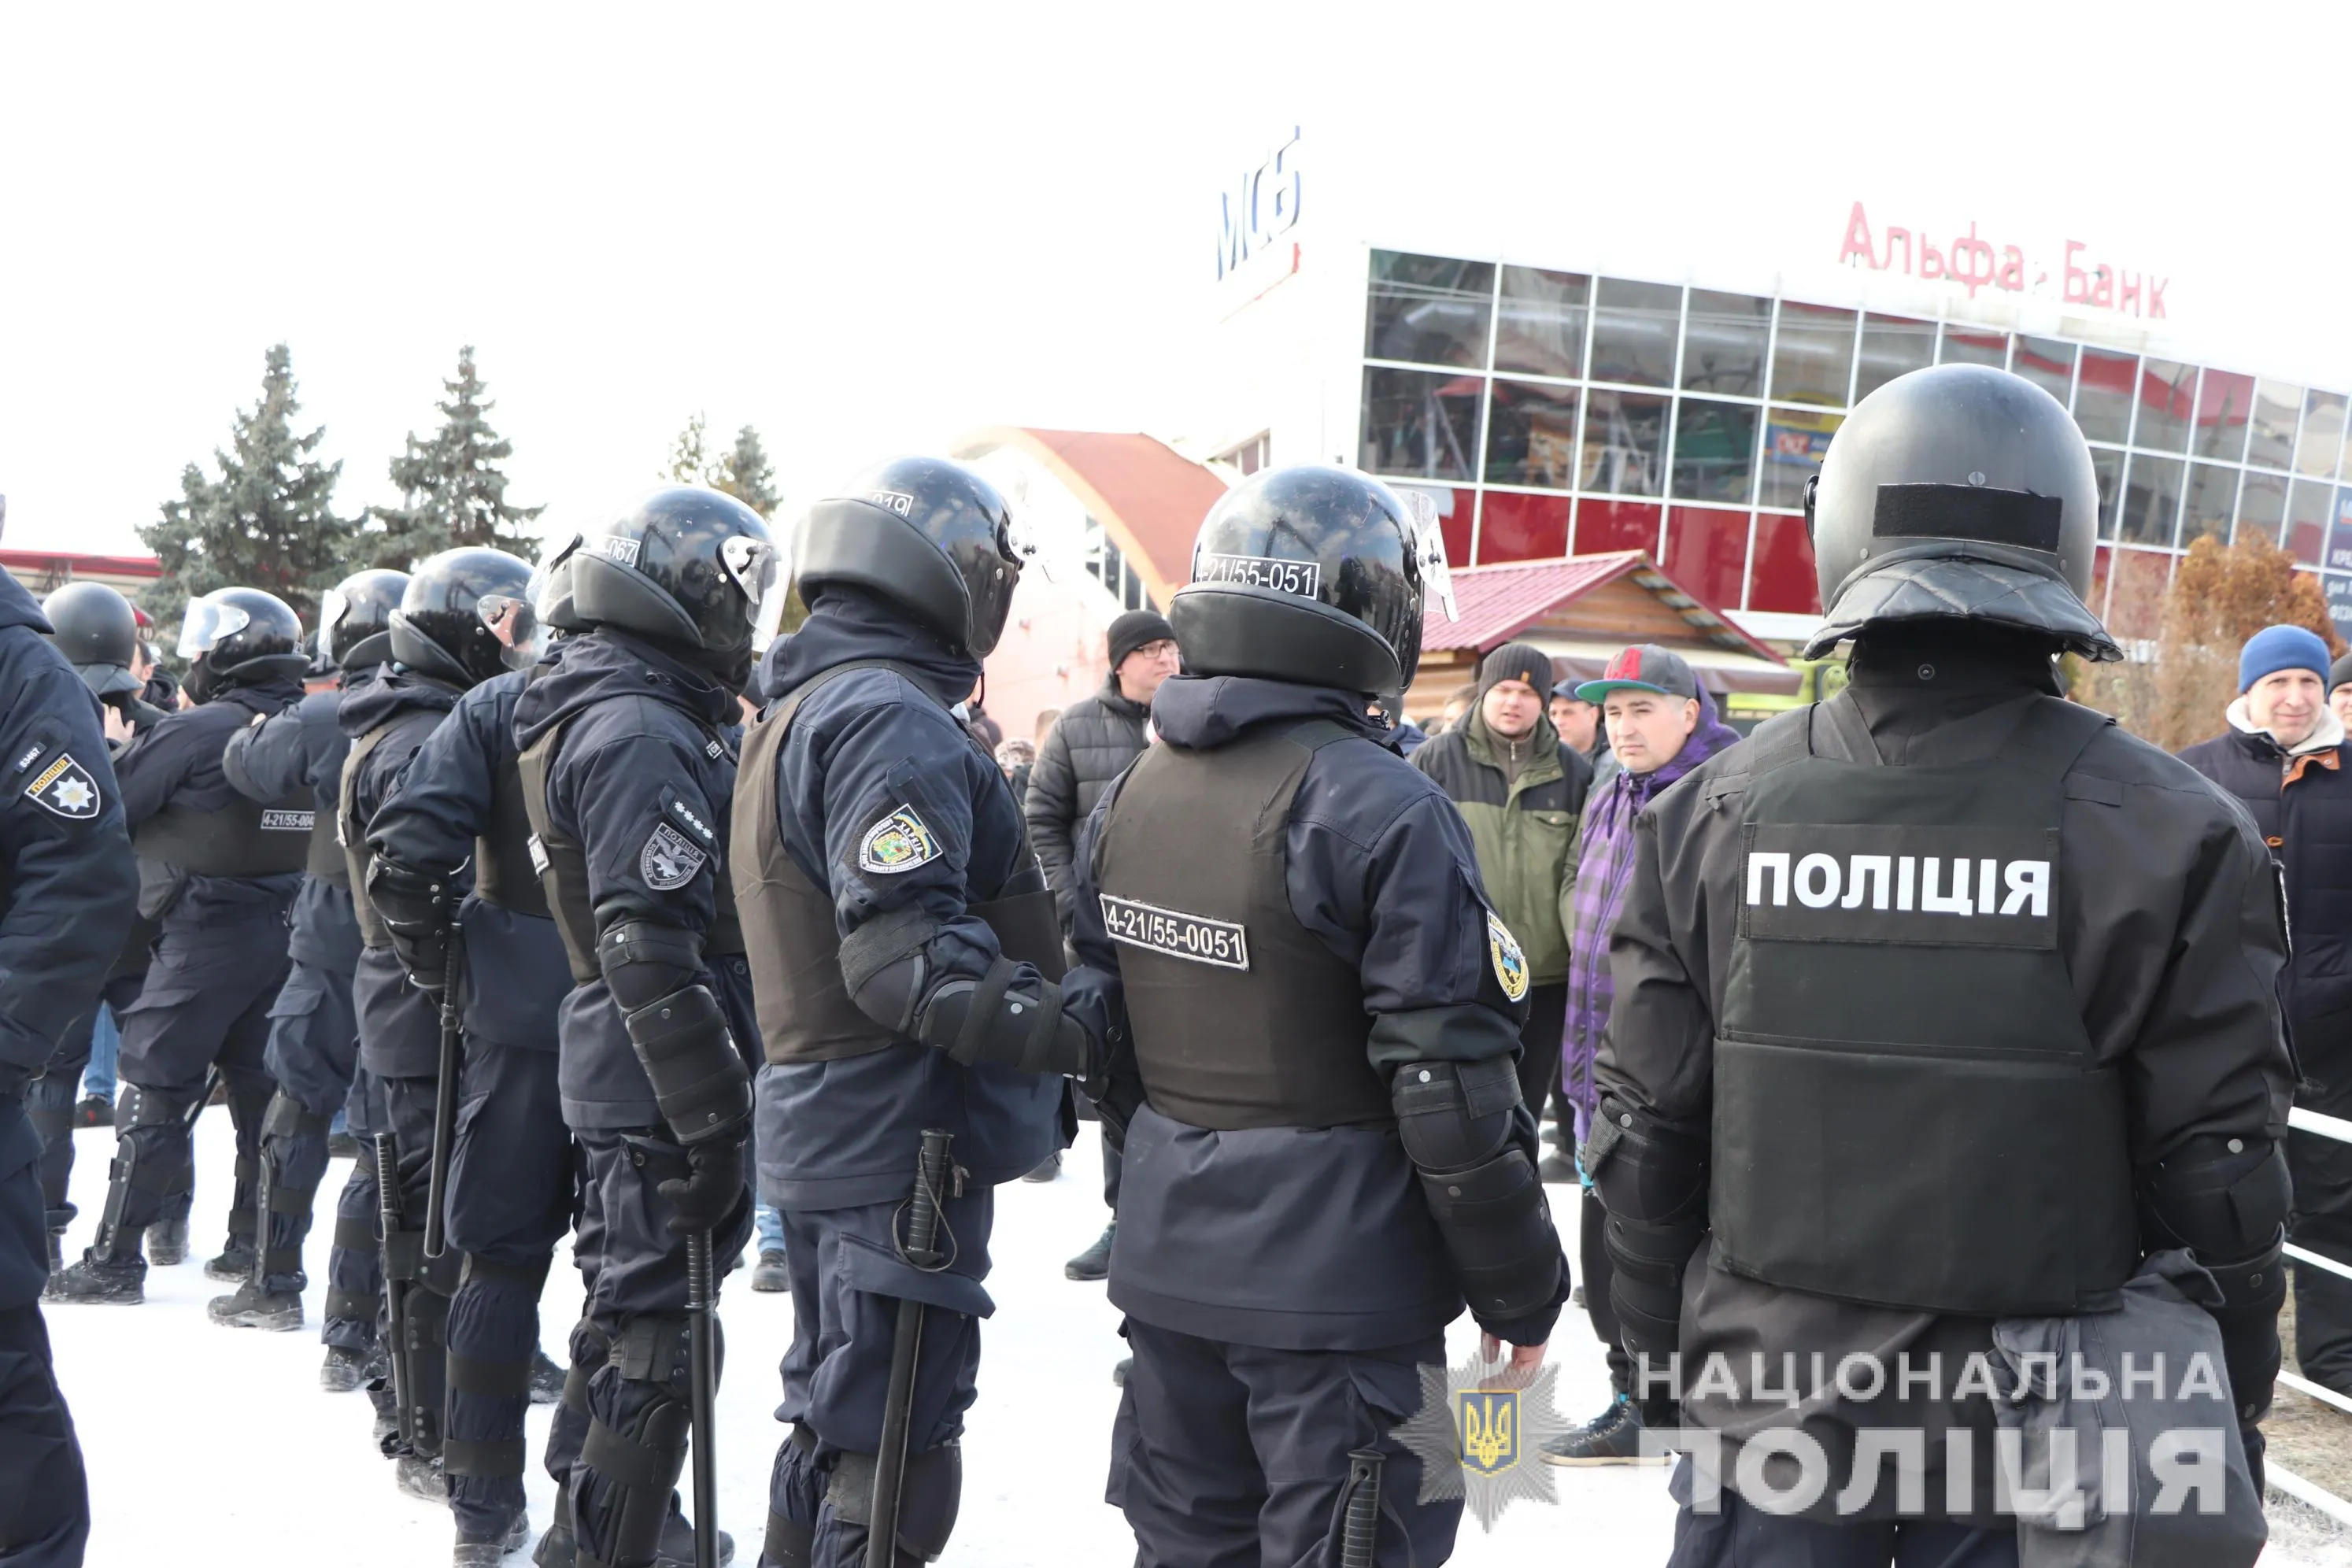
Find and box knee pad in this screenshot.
[827,1443,962,1562]
[579,1381,692,1568]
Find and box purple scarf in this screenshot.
[1559,688,1741,1148]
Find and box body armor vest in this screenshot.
[516,711,745,988]
[133,770,316,880]
[474,753,549,919]
[307,800,349,886]
[731,660,1065,1067]
[340,717,439,951]
[1093,719,1391,1133]
[1712,693,2136,1317]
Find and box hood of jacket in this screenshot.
[759,586,982,712]
[514,627,738,752]
[338,665,464,738]
[0,567,51,635]
[1148,672,1393,753]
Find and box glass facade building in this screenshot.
[1356,250,2352,634]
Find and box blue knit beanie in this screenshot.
[2239,624,2332,693]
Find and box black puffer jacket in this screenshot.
[2179,712,2352,1065]
[1026,675,1149,926]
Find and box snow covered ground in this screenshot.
[36,1115,2339,1565]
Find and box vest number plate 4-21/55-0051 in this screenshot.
[1099,893,1250,970]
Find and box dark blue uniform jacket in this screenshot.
[0,568,138,1305]
[116,672,306,926]
[342,668,464,1079]
[752,594,1064,1209]
[1070,673,1529,1351]
[223,677,367,974]
[370,666,569,1054]
[512,630,755,1130]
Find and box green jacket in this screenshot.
[1408,709,1593,986]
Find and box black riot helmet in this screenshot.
[571,489,778,682]
[1169,465,1455,699]
[391,547,537,687]
[531,528,584,637]
[318,568,409,672]
[177,586,308,686]
[1806,364,2117,660]
[42,581,143,698]
[794,456,1027,656]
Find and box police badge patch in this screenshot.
[23,753,100,819]
[639,821,709,891]
[1487,913,1529,1003]
[858,806,938,875]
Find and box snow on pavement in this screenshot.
[36,1112,2326,1564]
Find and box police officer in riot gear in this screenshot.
[511,490,773,1568]
[0,560,140,1564]
[205,568,404,1382]
[24,581,169,1278]
[52,586,315,1304]
[1060,465,1566,1567]
[335,548,536,1499]
[1591,364,2293,1566]
[43,580,168,737]
[730,456,1080,1568]
[368,548,580,1565]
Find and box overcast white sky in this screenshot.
[2,1,2348,558]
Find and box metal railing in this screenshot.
[2273,1106,2352,1526]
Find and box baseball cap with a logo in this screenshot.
[1574,644,1699,703]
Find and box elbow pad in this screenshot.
[1585,1094,1710,1363]
[597,918,706,1013]
[621,983,751,1148]
[915,959,1089,1077]
[366,854,459,937]
[1396,1059,1564,1322]
[2141,1135,2290,1425]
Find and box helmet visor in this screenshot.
[477,593,540,669]
[177,597,251,660]
[722,534,783,649]
[1399,490,1457,621]
[319,589,351,649]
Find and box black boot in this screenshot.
[1063,1222,1115,1281]
[453,1505,531,1566]
[46,1249,146,1304]
[145,1213,189,1266]
[208,1278,304,1330]
[531,1348,565,1406]
[204,1237,258,1281]
[532,1481,575,1568]
[321,1343,370,1392]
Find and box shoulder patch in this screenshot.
[24,753,101,820]
[858,805,939,875]
[1487,912,1529,1003]
[639,821,711,892]
[665,797,716,845]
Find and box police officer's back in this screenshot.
[1067,466,1568,1567]
[0,562,137,1562]
[1591,365,2292,1565]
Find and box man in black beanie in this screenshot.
[1024,608,1179,1281]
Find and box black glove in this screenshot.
[367,855,457,991]
[658,1134,749,1239]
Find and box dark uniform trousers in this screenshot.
[325,1071,387,1355]
[113,912,292,1254]
[442,1041,575,1539]
[1,1104,86,1568]
[2289,1045,2352,1390]
[381,1069,461,1457]
[253,956,361,1296]
[1663,1459,2017,1568]
[764,1188,995,1567]
[29,974,146,1242]
[1108,1321,1456,1568]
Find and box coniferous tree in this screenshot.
[664,413,712,486]
[365,346,543,566]
[139,343,356,635]
[713,424,781,517]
